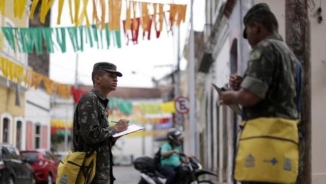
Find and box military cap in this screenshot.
[243,3,271,39]
[93,62,122,77]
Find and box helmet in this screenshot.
[167,128,183,146]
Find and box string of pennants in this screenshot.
[0,1,187,54]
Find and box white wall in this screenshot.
[50,97,74,120]
[25,88,51,150]
[112,124,155,159]
[214,39,230,87]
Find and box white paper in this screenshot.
[112,124,145,138]
[212,83,242,116]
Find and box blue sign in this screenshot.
[245,154,255,168]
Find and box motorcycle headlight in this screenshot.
[198,163,202,170]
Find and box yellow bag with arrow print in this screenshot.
[56,151,97,184]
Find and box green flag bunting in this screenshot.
[109,98,133,115]
[1,24,121,55]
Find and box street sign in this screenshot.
[174,113,184,126]
[174,96,189,114]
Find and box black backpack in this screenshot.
[153,143,172,170]
[153,146,163,170]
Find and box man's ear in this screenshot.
[254,22,262,34]
[94,75,101,84]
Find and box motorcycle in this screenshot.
[133,153,217,184]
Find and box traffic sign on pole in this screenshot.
[174,96,189,114]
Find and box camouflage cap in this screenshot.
[93,62,122,77]
[243,3,271,39]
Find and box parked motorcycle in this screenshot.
[133,153,217,184]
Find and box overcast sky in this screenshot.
[49,0,205,88]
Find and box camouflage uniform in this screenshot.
[240,3,298,184]
[241,33,298,121]
[73,62,122,184]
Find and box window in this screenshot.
[1,146,19,159]
[2,118,10,143]
[7,146,20,159]
[3,21,15,58]
[1,18,26,66]
[1,146,10,159]
[16,121,22,150]
[35,124,41,149]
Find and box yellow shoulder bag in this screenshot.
[235,55,303,183]
[234,117,299,183]
[56,151,97,184]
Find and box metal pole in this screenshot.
[69,53,79,150]
[174,25,183,130]
[74,53,79,88]
[189,0,197,157]
[64,105,69,151]
[285,0,311,183]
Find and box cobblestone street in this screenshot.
[113,166,140,184]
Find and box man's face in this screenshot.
[97,71,118,91]
[245,22,261,48]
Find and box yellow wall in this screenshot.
[0,1,28,146]
[0,1,28,61]
[0,0,27,116]
[0,85,25,117]
[1,1,27,27]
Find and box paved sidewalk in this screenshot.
[113,166,140,184]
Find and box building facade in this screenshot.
[0,1,29,150]
[24,2,52,151]
[25,89,51,150]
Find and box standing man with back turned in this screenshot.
[219,3,300,184]
[72,62,129,184]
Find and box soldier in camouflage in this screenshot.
[219,3,299,184]
[72,62,129,184]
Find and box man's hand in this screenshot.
[229,74,242,91]
[113,119,129,133]
[173,150,180,154]
[219,91,237,105]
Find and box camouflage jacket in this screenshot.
[241,34,299,120]
[72,89,116,181]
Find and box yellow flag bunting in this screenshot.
[0,1,187,54]
[0,56,71,99]
[0,0,187,29]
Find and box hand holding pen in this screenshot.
[111,119,129,133]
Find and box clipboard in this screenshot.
[112,124,144,138]
[212,83,242,116]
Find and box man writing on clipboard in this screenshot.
[72,62,129,184]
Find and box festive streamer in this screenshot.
[0,57,71,99]
[1,24,122,54]
[0,2,187,54]
[0,0,187,29]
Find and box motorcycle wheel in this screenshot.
[198,180,215,184]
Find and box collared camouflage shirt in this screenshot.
[72,89,116,181]
[241,34,299,120]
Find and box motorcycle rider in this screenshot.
[159,128,184,184]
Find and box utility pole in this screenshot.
[189,0,197,157]
[285,1,311,184]
[67,53,79,150]
[74,53,79,88]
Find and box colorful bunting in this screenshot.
[0,0,187,29]
[0,56,71,99]
[0,1,187,54]
[1,24,121,55]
